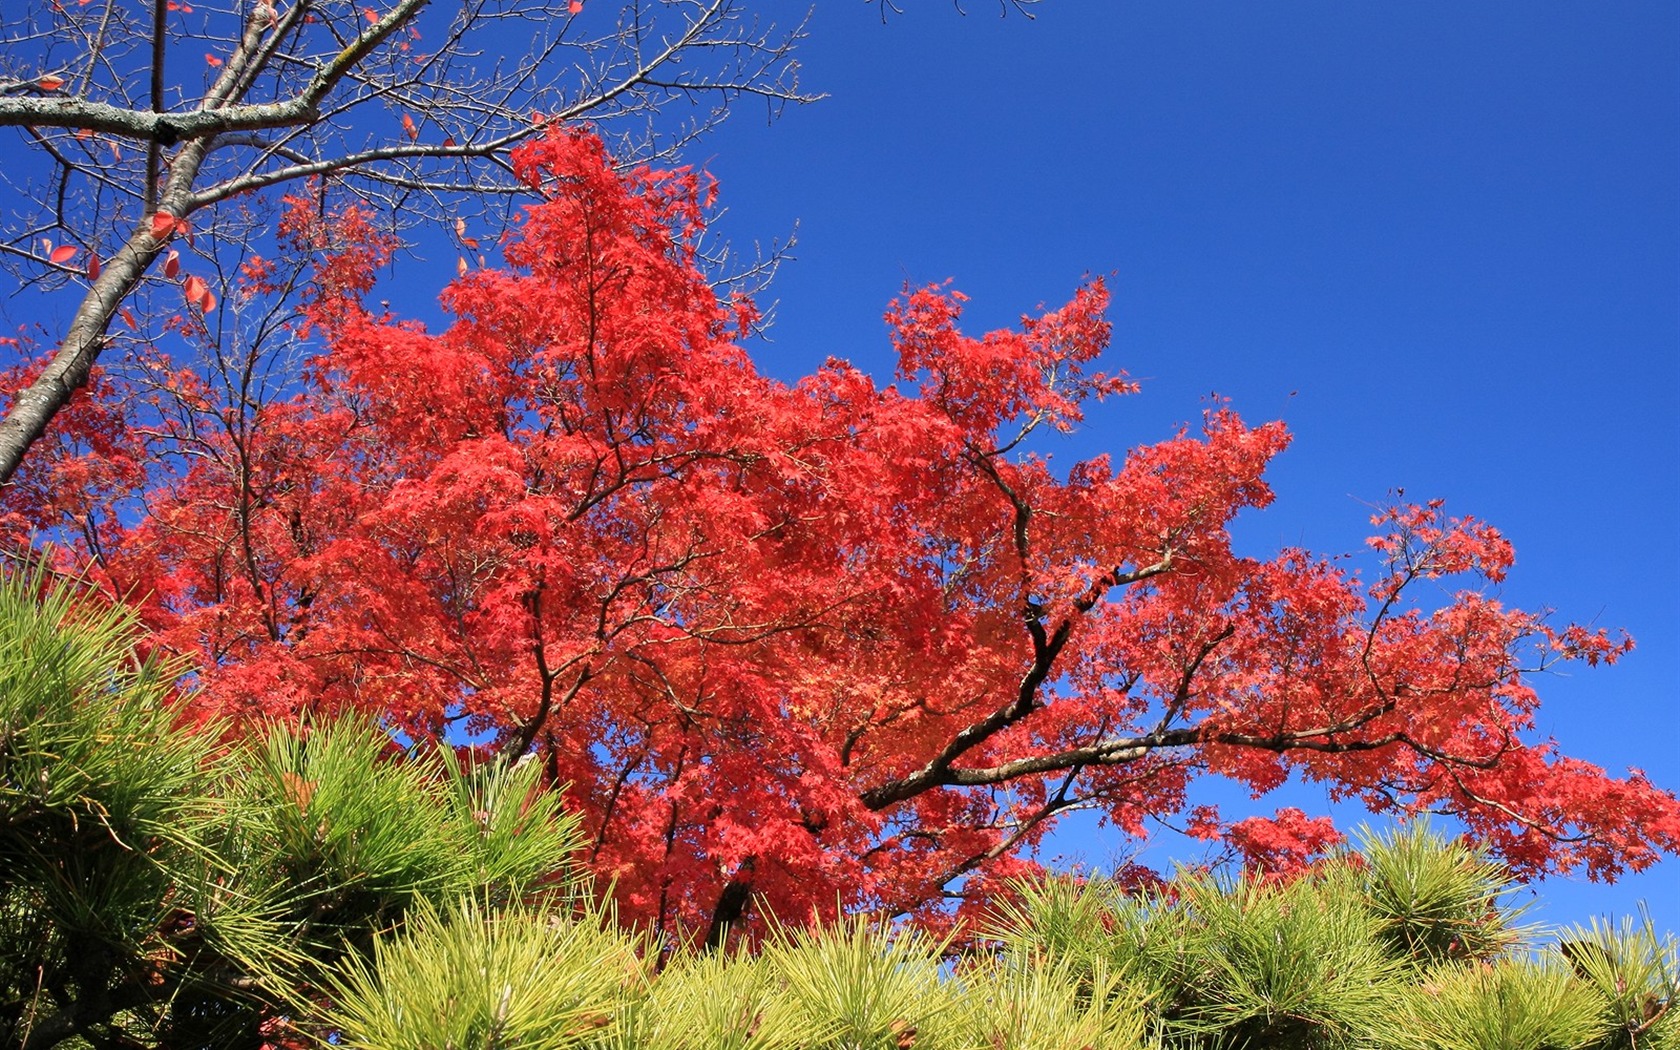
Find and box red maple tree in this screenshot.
[5,130,1676,944]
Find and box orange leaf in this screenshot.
[183,274,208,305]
[151,210,178,239]
[455,217,467,238]
[199,288,218,313]
[281,771,316,810]
[120,307,138,330]
[401,112,418,141]
[49,244,77,265]
[38,74,65,91]
[457,256,469,276]
[568,0,582,12]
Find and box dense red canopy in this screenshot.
[6,131,1675,942]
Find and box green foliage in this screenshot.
[323,897,645,1050]
[956,955,1148,1050]
[627,947,789,1050]
[3,568,1677,1050]
[1553,913,1680,1050]
[0,566,221,1047]
[760,915,962,1050]
[1359,821,1527,966]
[439,746,582,896]
[1171,866,1407,1047]
[0,564,583,1049]
[1402,960,1606,1050]
[199,716,586,999]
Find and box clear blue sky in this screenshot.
[692,1,1678,931]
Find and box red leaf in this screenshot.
[163,250,181,279]
[151,210,179,240]
[38,74,65,92]
[176,270,218,312]
[401,112,418,142]
[86,252,101,280]
[205,53,224,68]
[49,244,77,265]
[569,0,582,12]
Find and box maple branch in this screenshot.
[1145,622,1236,739]
[702,854,756,951]
[504,637,594,760]
[590,738,654,862]
[864,696,1515,808]
[859,553,1171,811]
[313,644,486,693]
[1443,767,1592,845]
[935,766,1088,890]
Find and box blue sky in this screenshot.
[691,1,1678,930]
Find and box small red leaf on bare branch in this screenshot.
[183,274,208,305]
[152,211,182,240]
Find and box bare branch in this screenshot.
[0,0,816,484]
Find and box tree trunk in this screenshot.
[0,219,164,485]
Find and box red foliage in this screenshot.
[1224,808,1344,876]
[4,130,1676,942]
